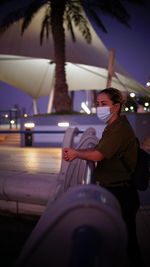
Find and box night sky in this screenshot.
[0,0,150,114]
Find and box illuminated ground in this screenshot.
[0,146,149,267]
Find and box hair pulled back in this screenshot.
[98,87,125,114]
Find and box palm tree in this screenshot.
[0,0,144,112]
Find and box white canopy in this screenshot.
[0,5,133,76]
[0,55,149,98]
[0,5,150,98]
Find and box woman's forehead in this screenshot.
[97,93,111,102]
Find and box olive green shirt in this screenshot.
[95,115,137,187]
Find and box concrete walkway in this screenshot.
[0,146,150,267]
[0,146,61,180]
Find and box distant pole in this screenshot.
[47,87,54,113]
[9,110,12,129]
[85,90,92,109]
[106,49,115,88]
[33,98,38,115]
[47,70,55,113]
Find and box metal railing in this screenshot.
[0,109,19,129]
[0,130,84,134]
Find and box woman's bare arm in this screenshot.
[63,148,104,162]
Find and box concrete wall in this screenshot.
[20,113,150,147]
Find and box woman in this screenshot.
[63,87,143,267]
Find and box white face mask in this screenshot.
[97,106,113,123]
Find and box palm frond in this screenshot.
[86,8,107,33]
[0,0,49,34]
[21,0,48,35]
[80,0,131,28]
[40,4,52,45]
[65,14,76,42]
[0,7,26,32]
[125,0,145,4]
[65,1,91,43]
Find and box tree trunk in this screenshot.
[92,90,97,107]
[70,91,74,110]
[51,0,71,112]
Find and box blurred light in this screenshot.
[146,81,150,87]
[100,194,106,203]
[144,107,147,111]
[10,120,15,124]
[81,102,91,114]
[91,107,96,114]
[5,114,8,118]
[130,106,134,110]
[130,92,135,98]
[144,102,149,107]
[58,122,69,127]
[24,114,28,118]
[24,122,35,128]
[125,107,129,111]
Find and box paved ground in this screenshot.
[0,146,150,267]
[0,146,61,177]
[0,146,61,266]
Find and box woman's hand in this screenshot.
[63,148,78,162]
[63,147,104,162]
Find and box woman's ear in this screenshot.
[115,103,121,113]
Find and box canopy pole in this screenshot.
[33,98,38,115]
[85,90,92,109]
[47,87,54,113]
[47,70,55,114]
[106,49,115,88]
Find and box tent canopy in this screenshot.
[0,5,132,76]
[0,5,150,98]
[0,55,150,98]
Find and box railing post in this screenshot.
[9,110,12,129]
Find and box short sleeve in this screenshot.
[95,117,135,159]
[95,128,125,159]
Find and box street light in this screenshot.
[146,81,150,87]
[81,102,91,114]
[130,92,135,98]
[144,102,149,107]
[58,122,70,127]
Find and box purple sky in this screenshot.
[0,0,150,114]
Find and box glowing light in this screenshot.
[130,106,134,110]
[81,102,91,114]
[10,120,15,124]
[125,107,129,111]
[24,114,28,118]
[91,107,96,114]
[144,102,149,107]
[146,81,150,87]
[24,122,35,128]
[57,122,69,127]
[5,114,8,118]
[100,194,106,203]
[130,92,135,98]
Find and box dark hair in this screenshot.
[98,87,124,114]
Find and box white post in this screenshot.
[47,70,55,114]
[106,48,115,88]
[33,98,38,115]
[47,87,54,113]
[85,90,92,110]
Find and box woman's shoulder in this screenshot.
[103,115,136,145]
[105,115,134,135]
